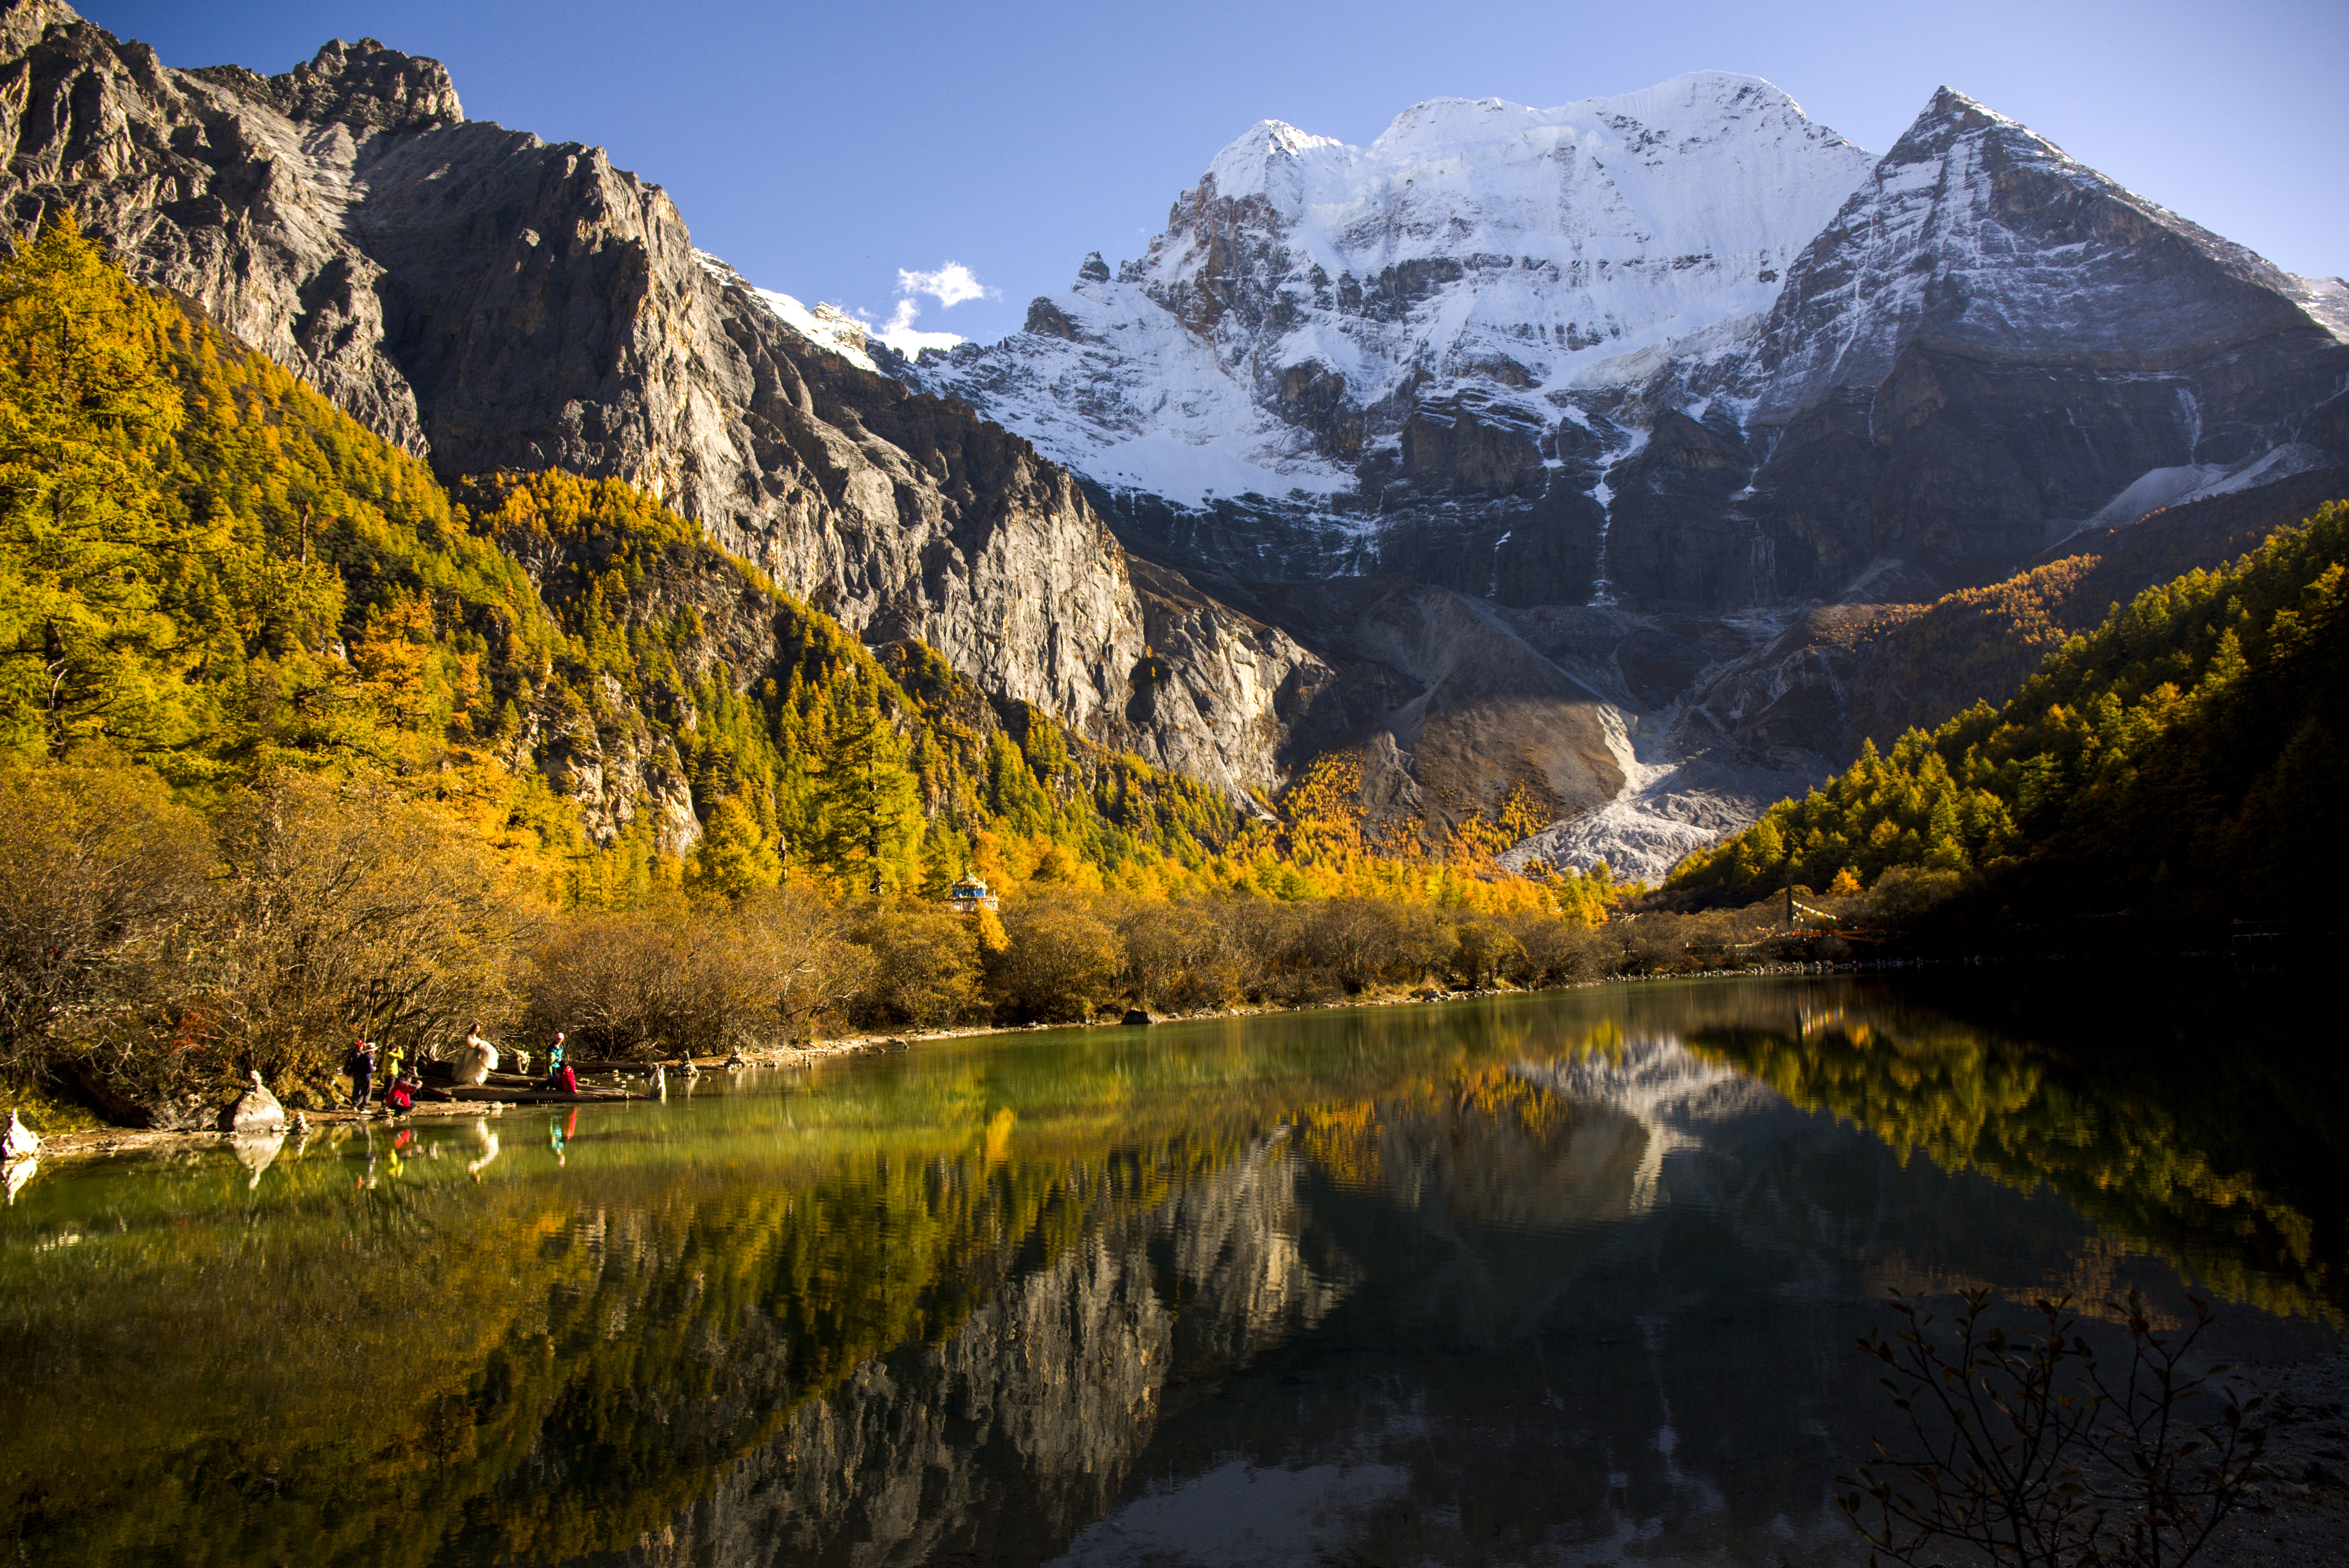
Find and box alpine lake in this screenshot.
[4,969,2343,1568]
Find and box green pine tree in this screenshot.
[688,795,783,898]
[810,685,923,895]
[0,214,186,757]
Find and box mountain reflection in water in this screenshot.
[2,973,2340,1567]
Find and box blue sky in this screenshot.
[90,0,2349,347]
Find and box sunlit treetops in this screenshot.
[1670,500,2349,918]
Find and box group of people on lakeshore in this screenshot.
[344,1025,579,1113]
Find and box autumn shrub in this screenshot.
[1448,920,1524,989]
[0,757,210,1095]
[850,900,980,1026]
[1505,914,1608,987]
[989,891,1124,1021]
[526,891,871,1059]
[730,886,873,1040]
[1118,899,1241,1011]
[190,774,539,1089]
[1208,897,1309,1002]
[1614,916,1688,974]
[0,766,542,1115]
[1298,897,1455,993]
[521,913,687,1061]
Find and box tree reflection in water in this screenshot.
[1,972,2338,1566]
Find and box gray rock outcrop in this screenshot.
[1245,575,1630,833]
[220,1069,286,1134]
[0,2,1330,804]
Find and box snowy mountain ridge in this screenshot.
[694,250,886,375]
[709,73,2349,878]
[1746,87,2349,429]
[915,71,1878,512]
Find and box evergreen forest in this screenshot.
[1670,500,2349,924]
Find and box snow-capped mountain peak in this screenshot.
[922,73,1878,521]
[1203,118,1344,198]
[1750,83,2349,423]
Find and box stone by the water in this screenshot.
[220,1070,286,1135]
[1121,1009,1155,1027]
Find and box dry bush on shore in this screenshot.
[4,764,540,1114]
[847,900,980,1027]
[194,774,539,1087]
[0,761,210,1090]
[1117,899,1238,1012]
[522,886,869,1057]
[1300,897,1456,995]
[1451,920,1524,990]
[1503,913,1609,987]
[736,888,875,1040]
[989,893,1125,1022]
[4,761,1656,1123]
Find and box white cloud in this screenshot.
[864,261,994,359]
[865,299,965,359]
[896,261,995,309]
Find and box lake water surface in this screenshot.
[4,972,2342,1567]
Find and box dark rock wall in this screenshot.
[0,2,1329,805]
[1743,88,2349,603]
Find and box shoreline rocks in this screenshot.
[4,1108,39,1161]
[219,1070,287,1136]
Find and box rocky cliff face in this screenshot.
[1737,88,2349,604]
[0,1,1328,803]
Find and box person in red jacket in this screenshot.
[556,1062,578,1095]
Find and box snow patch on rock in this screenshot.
[695,250,884,373]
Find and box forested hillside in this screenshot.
[0,219,1618,1123]
[1829,468,2349,751]
[1671,502,2349,922]
[0,215,1267,901]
